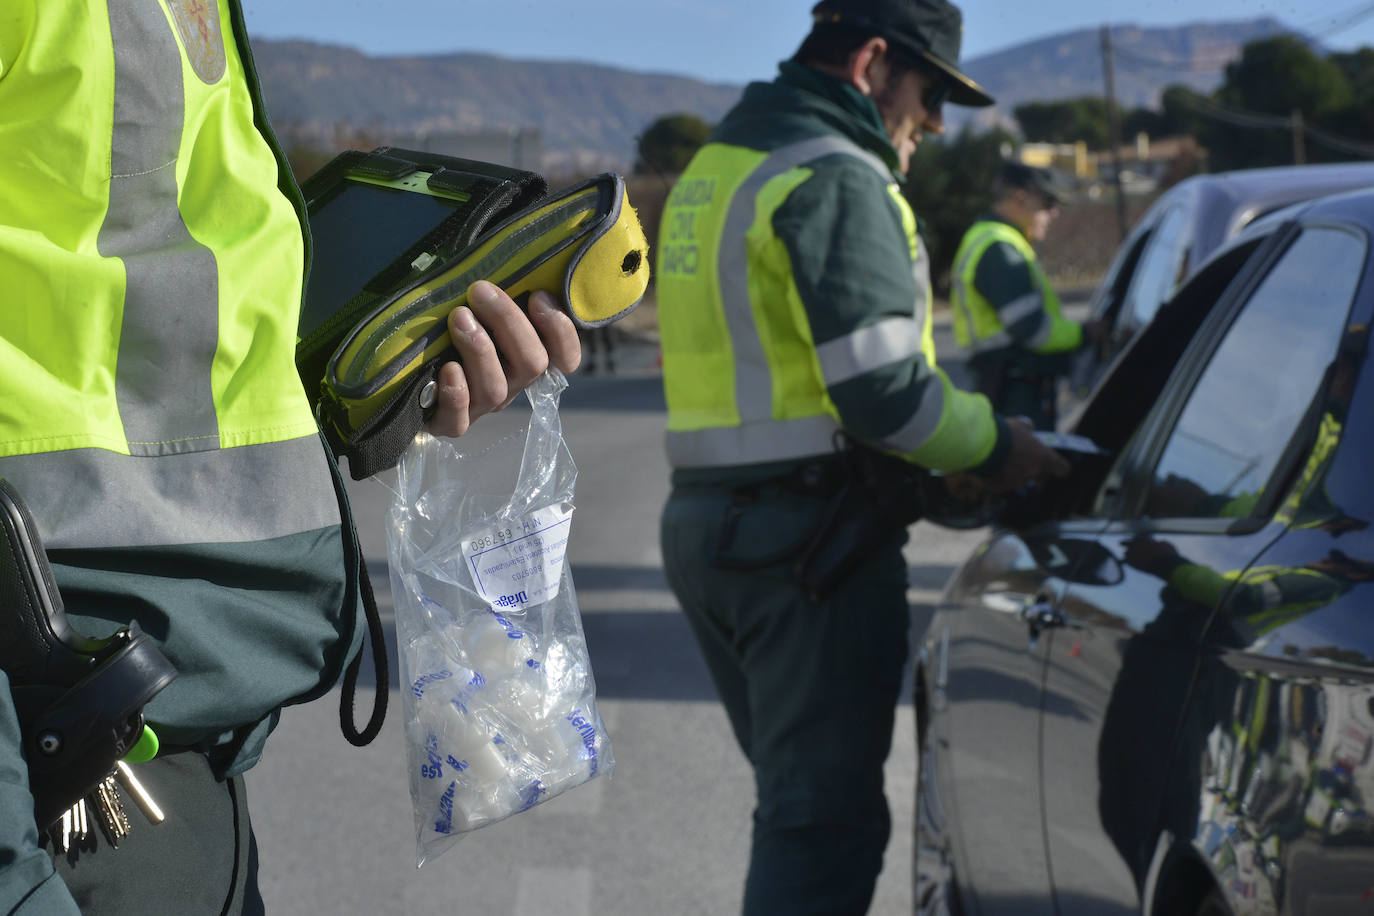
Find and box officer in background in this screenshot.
[0,1,580,912]
[950,160,1104,429]
[654,1,1070,911]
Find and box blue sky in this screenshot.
[238,1,1374,85]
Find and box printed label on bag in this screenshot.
[462,504,573,612]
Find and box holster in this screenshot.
[0,479,177,829]
[709,436,932,603]
[298,148,651,480]
[790,438,930,602]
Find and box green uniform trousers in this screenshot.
[42,753,263,915]
[660,480,911,915]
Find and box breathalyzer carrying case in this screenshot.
[297,147,651,480]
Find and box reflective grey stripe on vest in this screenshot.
[667,135,892,468]
[882,374,946,453]
[103,0,221,456]
[815,316,924,386]
[666,415,844,469]
[0,437,340,549]
[2,3,341,549]
[960,288,1041,355]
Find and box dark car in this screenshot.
[1070,162,1374,396]
[915,185,1374,915]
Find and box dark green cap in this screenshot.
[1000,160,1064,206]
[810,0,994,107]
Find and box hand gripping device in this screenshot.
[297,149,651,480]
[0,480,176,829]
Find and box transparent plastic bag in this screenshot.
[385,369,614,866]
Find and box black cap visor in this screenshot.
[917,48,994,108]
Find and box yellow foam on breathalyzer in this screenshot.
[566,191,650,325]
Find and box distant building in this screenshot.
[1014,134,1207,199]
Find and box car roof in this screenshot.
[1277,180,1374,225]
[1177,162,1374,248]
[1190,183,1374,282]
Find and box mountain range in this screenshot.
[249,17,1302,175]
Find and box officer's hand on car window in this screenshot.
[984,417,1071,494]
[427,280,582,437]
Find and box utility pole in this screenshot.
[1100,25,1129,243]
[1291,109,1308,165]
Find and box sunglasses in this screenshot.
[923,78,951,114]
[895,53,952,114]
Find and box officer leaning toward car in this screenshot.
[950,160,1105,430]
[654,0,1071,911]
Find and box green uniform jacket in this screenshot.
[657,62,1009,488]
[949,215,1082,366]
[0,2,360,911]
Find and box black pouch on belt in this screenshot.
[790,435,931,602]
[0,480,177,829]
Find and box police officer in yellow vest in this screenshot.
[0,2,580,912]
[655,1,1070,911]
[950,160,1104,429]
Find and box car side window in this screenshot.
[1121,205,1190,329]
[1143,227,1366,520]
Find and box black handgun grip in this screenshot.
[0,479,110,688]
[0,478,177,828]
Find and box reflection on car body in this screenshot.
[915,185,1374,916]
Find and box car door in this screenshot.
[925,526,1071,915]
[921,229,1278,915]
[1038,222,1370,913]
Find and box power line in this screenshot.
[1298,0,1374,40]
[1177,94,1374,159]
[1107,5,1374,75]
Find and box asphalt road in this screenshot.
[245,306,1051,915]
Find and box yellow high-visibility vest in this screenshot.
[0,0,338,548]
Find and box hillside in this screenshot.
[951,17,1294,132]
[249,17,1305,173]
[249,41,742,175]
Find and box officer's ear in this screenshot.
[848,36,891,97]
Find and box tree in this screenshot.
[1121,106,1167,141]
[634,113,713,177]
[1206,36,1356,169]
[1158,86,1211,139]
[1218,35,1353,120]
[904,126,1017,296]
[1327,48,1374,144]
[1013,98,1109,149]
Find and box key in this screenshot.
[105,777,131,837]
[56,807,72,853]
[115,760,165,825]
[92,778,127,846]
